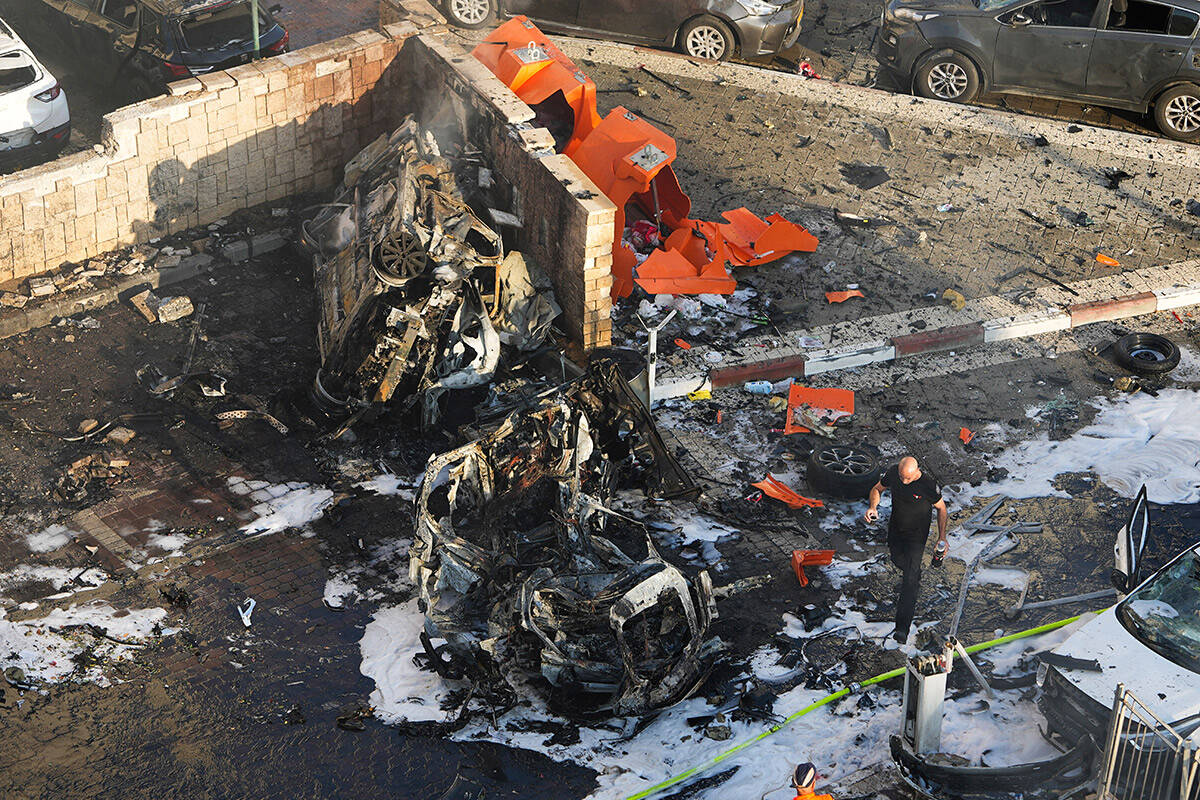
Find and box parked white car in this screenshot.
[0,16,69,170]
[1039,488,1200,742]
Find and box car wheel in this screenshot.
[914,51,980,104]
[807,443,882,499]
[1154,85,1200,142]
[444,0,494,28]
[1113,332,1180,375]
[680,16,735,61]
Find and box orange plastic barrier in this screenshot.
[474,18,818,300]
[784,386,855,435]
[825,289,865,304]
[791,549,837,587]
[752,474,824,510]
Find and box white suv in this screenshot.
[0,16,69,171]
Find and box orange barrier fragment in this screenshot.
[825,289,865,304]
[474,18,819,300]
[752,474,824,510]
[1096,253,1120,267]
[791,549,836,587]
[784,386,855,435]
[959,427,976,444]
[472,18,602,152]
[674,338,692,350]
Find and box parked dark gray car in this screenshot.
[877,0,1200,140]
[8,0,289,100]
[440,0,804,61]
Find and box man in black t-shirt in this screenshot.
[863,456,948,644]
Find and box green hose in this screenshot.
[624,613,1087,800]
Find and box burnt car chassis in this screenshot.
[408,361,729,718]
[300,117,560,435]
[302,118,735,720]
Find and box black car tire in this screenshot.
[1113,332,1181,375]
[443,0,495,28]
[680,16,735,61]
[914,51,980,104]
[807,443,882,499]
[1154,85,1200,142]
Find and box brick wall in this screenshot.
[0,25,425,285]
[0,0,613,350]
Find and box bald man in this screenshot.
[863,456,948,643]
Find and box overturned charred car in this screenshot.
[409,361,720,717]
[300,117,560,432]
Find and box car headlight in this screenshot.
[739,0,784,15]
[893,7,941,20]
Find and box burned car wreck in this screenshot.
[409,362,722,717]
[304,115,725,719]
[300,117,560,432]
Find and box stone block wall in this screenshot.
[0,0,613,349]
[0,25,424,285]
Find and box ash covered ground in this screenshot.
[1,226,1198,797]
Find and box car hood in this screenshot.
[1051,607,1200,724]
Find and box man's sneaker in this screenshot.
[891,628,909,644]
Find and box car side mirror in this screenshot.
[1110,569,1128,594]
[1011,12,1033,25]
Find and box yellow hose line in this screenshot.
[624,613,1086,800]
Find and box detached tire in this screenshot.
[1154,85,1200,142]
[680,15,735,61]
[443,0,494,28]
[807,443,882,499]
[1113,332,1180,375]
[914,51,980,103]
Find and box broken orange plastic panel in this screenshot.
[784,386,855,435]
[752,474,824,510]
[791,549,836,587]
[825,289,865,304]
[1096,253,1120,267]
[472,18,602,152]
[474,18,818,300]
[959,427,976,445]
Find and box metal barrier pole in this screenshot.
[1099,683,1127,798]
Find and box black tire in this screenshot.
[807,443,882,499]
[442,0,494,29]
[1154,85,1200,142]
[680,15,736,61]
[913,51,980,104]
[1113,332,1180,375]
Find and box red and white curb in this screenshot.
[649,265,1200,398]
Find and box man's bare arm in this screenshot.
[933,499,949,547]
[864,481,886,522]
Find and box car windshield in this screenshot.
[177,1,271,51]
[1117,548,1200,675]
[0,50,36,95]
[975,0,1025,10]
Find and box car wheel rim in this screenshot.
[816,446,873,476]
[374,229,428,284]
[1164,95,1200,133]
[928,62,968,100]
[1129,346,1167,362]
[685,27,726,60]
[449,0,489,23]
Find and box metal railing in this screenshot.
[1097,683,1200,800]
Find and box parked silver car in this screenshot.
[441,0,805,62]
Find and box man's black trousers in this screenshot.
[887,525,929,636]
